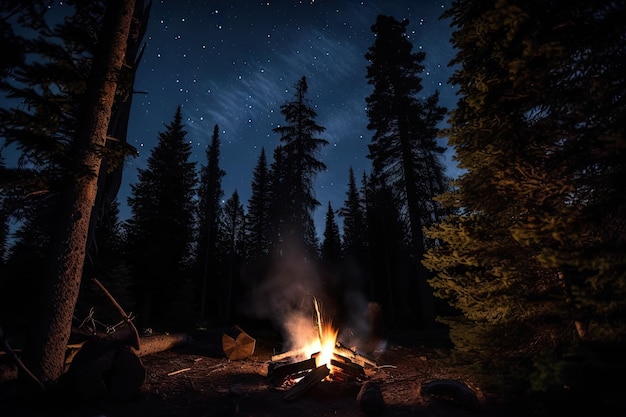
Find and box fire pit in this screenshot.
[265,298,379,401]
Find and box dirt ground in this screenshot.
[1,327,613,417]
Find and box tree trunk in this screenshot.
[23,0,136,384]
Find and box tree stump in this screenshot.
[222,326,255,360]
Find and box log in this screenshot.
[330,358,365,379]
[283,364,330,401]
[270,346,308,362]
[132,332,193,357]
[334,343,378,368]
[267,357,317,383]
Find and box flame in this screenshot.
[300,297,338,369]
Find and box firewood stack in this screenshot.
[267,343,378,401]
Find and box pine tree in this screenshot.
[364,15,447,329]
[271,76,328,257]
[320,201,342,264]
[0,1,50,78]
[0,152,7,265]
[424,0,626,400]
[339,166,367,262]
[364,176,409,326]
[195,124,225,322]
[0,2,148,382]
[125,106,197,330]
[246,147,271,259]
[1,0,139,383]
[217,190,246,324]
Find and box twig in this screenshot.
[167,367,191,376]
[91,278,140,349]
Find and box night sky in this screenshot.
[9,0,461,236]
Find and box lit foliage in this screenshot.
[424,0,626,397]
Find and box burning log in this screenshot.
[309,350,366,380]
[270,346,308,362]
[271,343,377,369]
[334,343,378,368]
[268,357,317,383]
[329,358,365,380]
[283,364,330,401]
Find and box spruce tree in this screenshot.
[364,15,447,329]
[0,1,50,78]
[424,0,626,401]
[320,201,342,264]
[195,124,225,322]
[271,76,328,257]
[0,152,7,265]
[125,106,197,330]
[246,147,271,259]
[364,176,409,326]
[217,190,246,324]
[339,166,367,262]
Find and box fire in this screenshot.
[300,298,338,369]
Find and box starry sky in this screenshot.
[126,0,460,235]
[7,0,461,237]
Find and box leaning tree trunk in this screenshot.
[23,0,136,384]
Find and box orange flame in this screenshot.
[300,297,338,370]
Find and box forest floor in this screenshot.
[1,327,622,417]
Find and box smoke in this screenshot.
[242,238,386,357]
[246,241,324,350]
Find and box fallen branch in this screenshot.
[92,278,140,349]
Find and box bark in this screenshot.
[23,0,136,384]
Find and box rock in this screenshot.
[419,378,480,412]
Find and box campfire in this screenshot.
[267,298,378,400]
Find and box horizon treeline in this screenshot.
[1,0,625,407]
[0,4,447,342]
